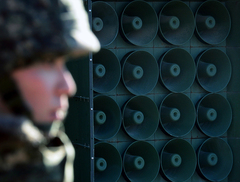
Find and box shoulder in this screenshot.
[0,116,74,182]
[0,114,45,146]
[0,115,45,171]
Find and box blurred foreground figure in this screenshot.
[0,0,100,181]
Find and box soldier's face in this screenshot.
[11,57,76,123]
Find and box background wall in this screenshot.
[65,0,240,181]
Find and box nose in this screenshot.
[57,69,77,97]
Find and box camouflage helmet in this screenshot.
[0,0,100,73]
[0,0,100,117]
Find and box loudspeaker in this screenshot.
[161,138,197,182]
[92,1,119,47]
[196,93,232,137]
[159,0,195,45]
[95,142,122,182]
[197,138,233,181]
[123,95,159,140]
[123,141,160,182]
[159,93,196,137]
[195,0,231,45]
[93,49,121,93]
[196,48,232,92]
[122,50,159,95]
[121,0,158,46]
[94,95,121,140]
[159,48,196,93]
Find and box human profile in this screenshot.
[0,0,100,181]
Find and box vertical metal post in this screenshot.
[87,0,94,181]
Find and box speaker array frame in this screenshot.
[85,1,235,182]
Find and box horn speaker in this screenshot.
[123,141,160,182]
[159,48,196,93]
[195,0,231,45]
[196,93,232,137]
[196,48,232,93]
[121,0,158,46]
[93,49,121,93]
[123,95,159,140]
[95,142,122,182]
[94,95,121,140]
[161,138,197,182]
[122,50,159,95]
[197,138,233,181]
[159,0,195,45]
[159,93,196,137]
[92,1,119,47]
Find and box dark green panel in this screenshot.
[65,57,92,182]
[226,1,240,47]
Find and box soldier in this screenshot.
[0,0,100,181]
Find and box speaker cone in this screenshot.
[197,138,233,181]
[123,141,160,182]
[159,48,196,93]
[195,0,231,45]
[196,93,232,137]
[92,1,119,47]
[161,138,197,182]
[95,142,122,182]
[159,0,195,45]
[93,49,121,93]
[196,48,232,93]
[159,93,196,137]
[121,0,158,46]
[94,95,121,140]
[123,95,159,140]
[122,50,159,95]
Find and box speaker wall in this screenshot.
[93,49,121,93]
[197,138,233,181]
[161,138,197,182]
[121,0,158,46]
[94,95,121,140]
[92,1,119,47]
[123,95,159,140]
[159,0,195,45]
[95,142,122,182]
[123,141,160,182]
[159,48,196,93]
[196,48,232,93]
[195,0,231,45]
[122,50,159,95]
[196,93,232,137]
[159,93,196,137]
